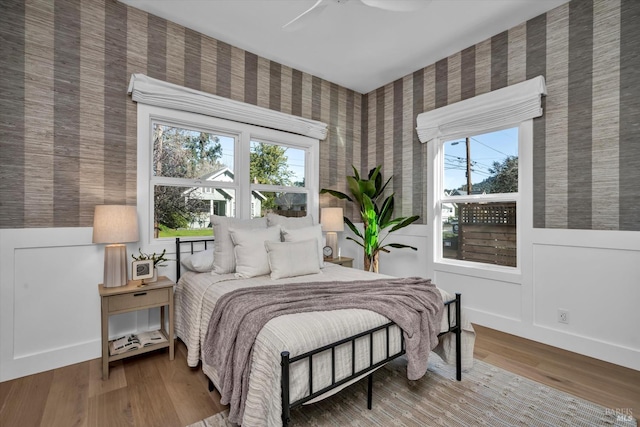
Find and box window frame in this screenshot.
[428,120,533,275]
[136,104,320,248]
[249,136,312,216]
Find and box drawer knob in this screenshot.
[133,292,147,297]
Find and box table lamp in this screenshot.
[92,205,139,287]
[321,207,344,259]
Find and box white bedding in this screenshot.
[175,264,475,426]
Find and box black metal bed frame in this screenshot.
[281,293,461,426]
[175,238,462,427]
[175,237,214,279]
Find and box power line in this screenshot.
[470,136,513,158]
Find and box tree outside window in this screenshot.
[151,124,312,238]
[152,123,231,237]
[442,127,519,267]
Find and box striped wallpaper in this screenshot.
[1,0,638,231]
[363,0,640,231]
[0,0,362,228]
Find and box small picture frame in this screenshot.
[132,260,154,281]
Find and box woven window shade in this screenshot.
[128,74,328,140]
[416,76,546,143]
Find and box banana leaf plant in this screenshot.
[320,165,419,272]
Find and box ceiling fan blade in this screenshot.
[282,0,329,32]
[360,0,431,12]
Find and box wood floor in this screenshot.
[472,325,639,420]
[1,325,638,427]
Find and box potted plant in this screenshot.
[320,165,419,272]
[132,248,170,282]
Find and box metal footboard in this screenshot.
[281,293,462,427]
[174,239,462,426]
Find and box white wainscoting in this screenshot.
[529,229,640,370]
[0,228,177,382]
[341,224,640,372]
[1,225,638,381]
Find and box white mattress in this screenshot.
[175,264,475,427]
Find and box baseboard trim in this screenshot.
[467,308,640,371]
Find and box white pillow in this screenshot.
[265,239,321,280]
[266,213,313,230]
[211,215,267,274]
[281,224,324,268]
[180,248,215,273]
[229,226,281,278]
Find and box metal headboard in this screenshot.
[175,237,215,278]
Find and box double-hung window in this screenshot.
[439,127,520,267]
[137,105,319,243]
[418,76,545,272]
[130,74,326,247]
[249,139,310,219]
[150,119,237,237]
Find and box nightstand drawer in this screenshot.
[325,257,353,268]
[108,288,170,312]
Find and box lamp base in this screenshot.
[326,232,338,260]
[103,244,128,287]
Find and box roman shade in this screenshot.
[128,74,328,140]
[416,75,547,143]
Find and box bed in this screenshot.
[174,220,475,427]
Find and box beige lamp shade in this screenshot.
[320,207,344,232]
[321,207,344,259]
[92,205,139,244]
[93,205,139,287]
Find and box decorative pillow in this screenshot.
[265,239,321,280]
[281,224,324,268]
[211,215,267,274]
[266,212,313,230]
[180,248,215,273]
[229,226,281,278]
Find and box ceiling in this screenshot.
[119,0,569,94]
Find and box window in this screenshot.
[441,128,518,267]
[137,104,319,242]
[150,122,237,238]
[249,140,308,218]
[419,76,543,272]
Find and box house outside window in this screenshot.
[137,105,319,242]
[151,122,236,238]
[213,200,227,217]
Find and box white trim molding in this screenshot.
[0,228,172,382]
[416,76,546,143]
[128,74,328,140]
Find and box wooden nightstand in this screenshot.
[98,276,175,379]
[325,256,353,268]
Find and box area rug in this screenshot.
[188,355,636,427]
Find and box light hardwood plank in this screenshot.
[0,370,53,427]
[88,357,127,399]
[40,361,90,427]
[124,353,182,427]
[473,324,640,418]
[87,387,134,427]
[156,346,225,426]
[1,330,638,426]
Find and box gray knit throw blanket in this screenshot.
[203,276,444,424]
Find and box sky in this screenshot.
[216,127,518,190]
[218,135,235,169]
[217,135,306,184]
[443,126,518,191]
